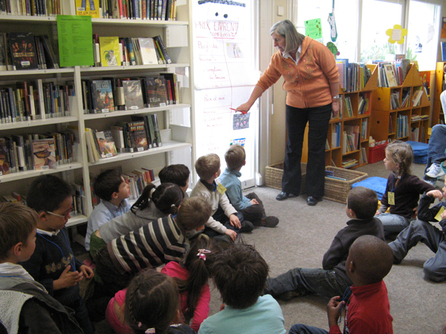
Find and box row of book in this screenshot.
[396,114,409,138]
[342,158,358,169]
[82,73,178,114]
[89,0,177,20]
[0,132,76,175]
[376,59,411,88]
[0,0,63,16]
[122,168,156,201]
[0,80,74,124]
[336,59,372,93]
[0,0,178,20]
[390,90,411,110]
[93,35,171,68]
[0,32,59,71]
[342,124,360,154]
[410,114,429,122]
[358,95,370,115]
[85,114,162,163]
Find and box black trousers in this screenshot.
[282,104,332,198]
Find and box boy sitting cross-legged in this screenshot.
[219,144,279,227]
[190,153,254,243]
[264,186,385,301]
[0,202,83,334]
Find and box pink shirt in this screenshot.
[162,261,211,332]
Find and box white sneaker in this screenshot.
[423,178,436,187]
[425,163,445,178]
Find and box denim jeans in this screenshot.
[282,104,332,197]
[389,220,446,282]
[425,124,446,174]
[376,213,410,237]
[264,267,351,299]
[289,324,328,334]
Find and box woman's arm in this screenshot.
[236,85,265,112]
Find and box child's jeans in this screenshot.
[204,209,247,238]
[289,324,328,334]
[376,213,411,237]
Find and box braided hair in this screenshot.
[125,269,179,334]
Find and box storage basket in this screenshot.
[265,162,307,194]
[324,166,368,203]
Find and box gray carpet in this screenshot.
[204,161,446,334]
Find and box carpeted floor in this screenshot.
[80,160,446,334]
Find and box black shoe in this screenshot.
[239,221,254,233]
[276,192,298,201]
[307,196,322,206]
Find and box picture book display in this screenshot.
[144,76,168,107]
[95,129,118,158]
[32,138,56,170]
[75,0,100,17]
[91,80,115,113]
[99,36,121,67]
[122,80,144,110]
[8,32,38,70]
[127,120,148,151]
[138,38,159,65]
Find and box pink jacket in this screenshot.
[257,37,339,108]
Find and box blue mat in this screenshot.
[352,176,387,200]
[406,141,428,164]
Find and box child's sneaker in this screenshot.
[425,163,445,178]
[239,220,254,233]
[260,216,279,228]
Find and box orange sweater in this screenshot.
[257,37,339,109]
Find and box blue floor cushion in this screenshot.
[352,176,387,200]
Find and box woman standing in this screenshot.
[236,20,339,206]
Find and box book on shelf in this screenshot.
[159,72,178,104]
[122,79,144,110]
[383,64,398,87]
[144,76,168,107]
[153,35,171,64]
[137,37,159,65]
[130,115,152,149]
[343,96,353,118]
[0,138,10,175]
[342,159,358,169]
[127,120,149,151]
[32,138,56,170]
[99,36,121,67]
[8,32,39,70]
[94,129,118,158]
[110,124,127,153]
[75,0,100,17]
[85,127,101,162]
[91,80,115,113]
[360,147,368,164]
[151,113,162,147]
[412,90,423,107]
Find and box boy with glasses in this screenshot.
[21,174,95,334]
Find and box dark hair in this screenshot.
[174,235,221,324]
[347,186,378,219]
[349,235,393,284]
[125,269,179,334]
[131,183,184,215]
[176,197,212,231]
[93,169,124,201]
[195,154,220,180]
[159,164,190,188]
[212,242,268,309]
[26,174,73,213]
[0,202,38,261]
[225,145,245,170]
[386,140,413,176]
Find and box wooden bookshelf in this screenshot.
[302,64,378,169]
[370,65,430,144]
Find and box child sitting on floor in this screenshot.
[289,235,394,334]
[219,144,278,227]
[0,202,83,334]
[159,164,191,196]
[191,153,253,243]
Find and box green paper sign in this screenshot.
[305,18,322,39]
[57,15,93,67]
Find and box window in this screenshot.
[294,0,441,69]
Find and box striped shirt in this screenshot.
[107,214,188,274]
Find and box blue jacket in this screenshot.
[219,168,251,211]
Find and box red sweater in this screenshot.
[329,281,393,334]
[256,36,339,109]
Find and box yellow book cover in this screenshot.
[75,0,100,18]
[99,36,121,67]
